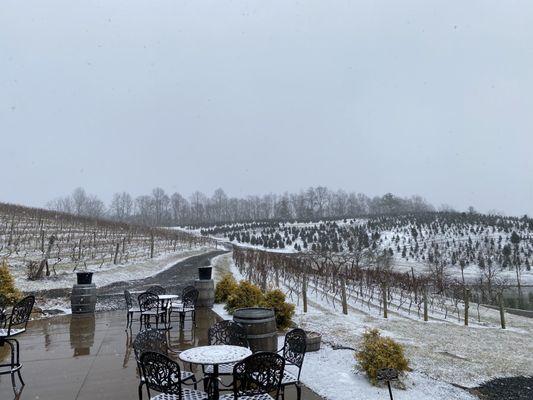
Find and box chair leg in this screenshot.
[5,340,18,394]
[14,339,24,387]
[296,383,302,400]
[138,382,143,400]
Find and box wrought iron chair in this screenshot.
[278,328,306,400]
[133,329,197,399]
[170,287,198,330]
[140,351,208,400]
[202,321,249,390]
[0,295,35,394]
[146,285,166,296]
[125,290,142,329]
[219,352,285,400]
[138,292,166,330]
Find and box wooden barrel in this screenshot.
[194,279,214,308]
[233,307,277,353]
[71,283,97,314]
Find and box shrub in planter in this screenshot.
[225,281,264,314]
[260,289,295,330]
[0,260,22,305]
[215,273,238,303]
[355,328,409,385]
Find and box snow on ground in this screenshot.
[12,246,213,292]
[211,252,533,400]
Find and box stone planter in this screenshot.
[306,331,322,352]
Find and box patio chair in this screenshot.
[219,352,285,400]
[133,328,197,399]
[202,321,249,390]
[138,292,166,330]
[140,351,208,400]
[146,285,166,296]
[170,287,198,330]
[125,290,142,329]
[278,329,306,400]
[0,295,35,393]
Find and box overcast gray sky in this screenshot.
[1,0,532,216]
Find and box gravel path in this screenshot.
[34,249,228,312]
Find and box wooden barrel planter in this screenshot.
[194,279,214,308]
[233,307,277,353]
[305,331,322,352]
[71,283,97,314]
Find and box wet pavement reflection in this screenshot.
[0,309,323,400]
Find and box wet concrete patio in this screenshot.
[0,309,324,400]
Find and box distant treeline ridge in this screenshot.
[47,186,447,227]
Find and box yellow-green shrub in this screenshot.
[0,259,22,305]
[215,273,238,303]
[355,329,409,385]
[225,280,264,314]
[261,289,295,330]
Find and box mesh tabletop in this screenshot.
[179,345,252,365]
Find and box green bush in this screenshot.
[355,329,410,385]
[225,280,264,314]
[261,289,295,330]
[0,259,22,305]
[215,273,238,303]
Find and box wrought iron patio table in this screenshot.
[158,294,180,329]
[179,345,252,399]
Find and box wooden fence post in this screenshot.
[423,288,428,322]
[382,283,388,319]
[341,278,348,315]
[464,288,470,326]
[114,242,120,265]
[499,293,506,329]
[150,234,154,259]
[302,275,308,313]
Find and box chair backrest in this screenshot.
[138,292,160,312]
[7,295,35,335]
[282,328,307,371]
[181,285,196,297]
[124,290,133,310]
[208,320,248,348]
[132,328,168,363]
[140,351,183,396]
[233,352,285,398]
[181,287,198,309]
[146,285,166,296]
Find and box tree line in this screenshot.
[46,187,438,226]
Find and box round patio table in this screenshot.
[157,294,180,329]
[179,345,252,399]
